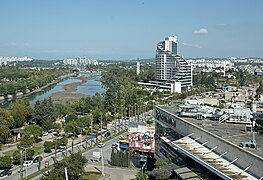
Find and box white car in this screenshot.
[43,132,49,136]
[23,160,33,167]
[98,142,105,148]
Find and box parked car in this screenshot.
[33,156,43,163]
[111,144,117,149]
[58,145,66,149]
[98,142,105,148]
[103,131,111,137]
[23,160,33,167]
[53,133,60,137]
[0,169,12,177]
[43,131,49,136]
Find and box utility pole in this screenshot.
[128,106,130,126]
[101,115,103,142]
[65,136,68,157]
[91,113,93,146]
[91,114,93,135]
[20,150,23,180]
[54,139,57,163]
[80,128,83,152]
[121,107,124,131]
[65,167,68,180]
[19,146,32,180]
[123,107,127,129]
[134,105,136,122]
[71,141,73,153]
[100,147,105,176]
[25,148,27,179]
[138,106,140,122]
[145,105,147,121]
[114,105,116,135]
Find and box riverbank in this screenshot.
[50,75,89,104]
[0,73,76,106]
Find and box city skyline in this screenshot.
[0,0,263,60]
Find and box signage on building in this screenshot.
[155,109,176,127]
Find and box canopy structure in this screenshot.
[161,135,257,180]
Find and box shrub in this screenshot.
[154,168,170,180]
[12,150,21,165]
[0,156,12,169]
[136,172,149,180]
[154,160,167,169]
[44,141,53,153]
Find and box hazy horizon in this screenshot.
[1,0,263,60]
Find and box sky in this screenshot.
[0,0,263,60]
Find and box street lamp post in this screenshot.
[134,105,137,122]
[137,105,140,122]
[100,147,105,176]
[19,146,32,180]
[19,149,23,180]
[80,128,83,152]
[101,115,103,142]
[91,113,93,146]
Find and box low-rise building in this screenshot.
[128,122,155,154]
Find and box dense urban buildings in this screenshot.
[0,56,33,66]
[63,57,98,66]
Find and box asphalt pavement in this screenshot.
[5,118,129,180]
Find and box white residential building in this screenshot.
[155,36,192,92]
[0,56,33,66]
[63,57,98,66]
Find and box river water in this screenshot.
[1,72,105,107]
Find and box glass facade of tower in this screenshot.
[172,41,177,54]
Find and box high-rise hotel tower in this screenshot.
[155,36,192,91]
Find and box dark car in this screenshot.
[33,156,43,163]
[0,168,12,177]
[103,131,111,137]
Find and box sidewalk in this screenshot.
[0,142,18,156]
[85,164,138,180]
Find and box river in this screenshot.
[1,72,105,108]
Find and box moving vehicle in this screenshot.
[98,142,105,148]
[23,160,33,167]
[0,169,12,177]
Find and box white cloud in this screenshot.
[193,28,208,35]
[182,42,202,49]
[182,43,192,47]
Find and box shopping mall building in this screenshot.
[154,104,263,179]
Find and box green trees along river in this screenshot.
[0,67,70,98]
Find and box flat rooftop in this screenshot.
[161,104,263,158]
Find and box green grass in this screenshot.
[32,146,44,155]
[2,143,44,157]
[2,149,16,156]
[80,172,101,180]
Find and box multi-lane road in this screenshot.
[3,111,151,180]
[4,120,128,180]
